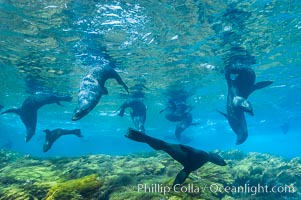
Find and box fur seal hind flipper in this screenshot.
[217,110,228,119]
[1,108,21,115]
[253,81,273,92]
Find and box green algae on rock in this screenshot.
[0,149,300,200]
[45,174,103,200]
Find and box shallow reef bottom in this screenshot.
[0,149,300,200]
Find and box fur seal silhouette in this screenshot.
[117,99,146,132]
[0,104,3,110]
[43,128,82,152]
[1,93,72,142]
[125,128,227,186]
[219,66,273,144]
[72,66,129,121]
[161,100,198,140]
[160,100,192,122]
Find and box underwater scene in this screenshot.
[0,0,301,199]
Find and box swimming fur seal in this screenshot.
[161,100,198,140]
[0,104,3,110]
[43,128,82,152]
[72,66,129,121]
[1,93,72,142]
[160,100,192,122]
[219,66,273,144]
[117,99,146,132]
[125,128,227,186]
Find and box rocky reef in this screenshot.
[0,149,300,200]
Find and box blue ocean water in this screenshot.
[0,0,300,159]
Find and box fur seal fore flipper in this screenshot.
[173,169,190,186]
[208,152,227,166]
[111,69,129,94]
[125,128,165,151]
[253,81,273,92]
[118,107,125,117]
[117,101,128,117]
[232,96,254,116]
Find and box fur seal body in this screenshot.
[219,66,273,144]
[1,93,72,142]
[118,99,146,132]
[125,128,226,186]
[43,128,82,152]
[72,66,129,121]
